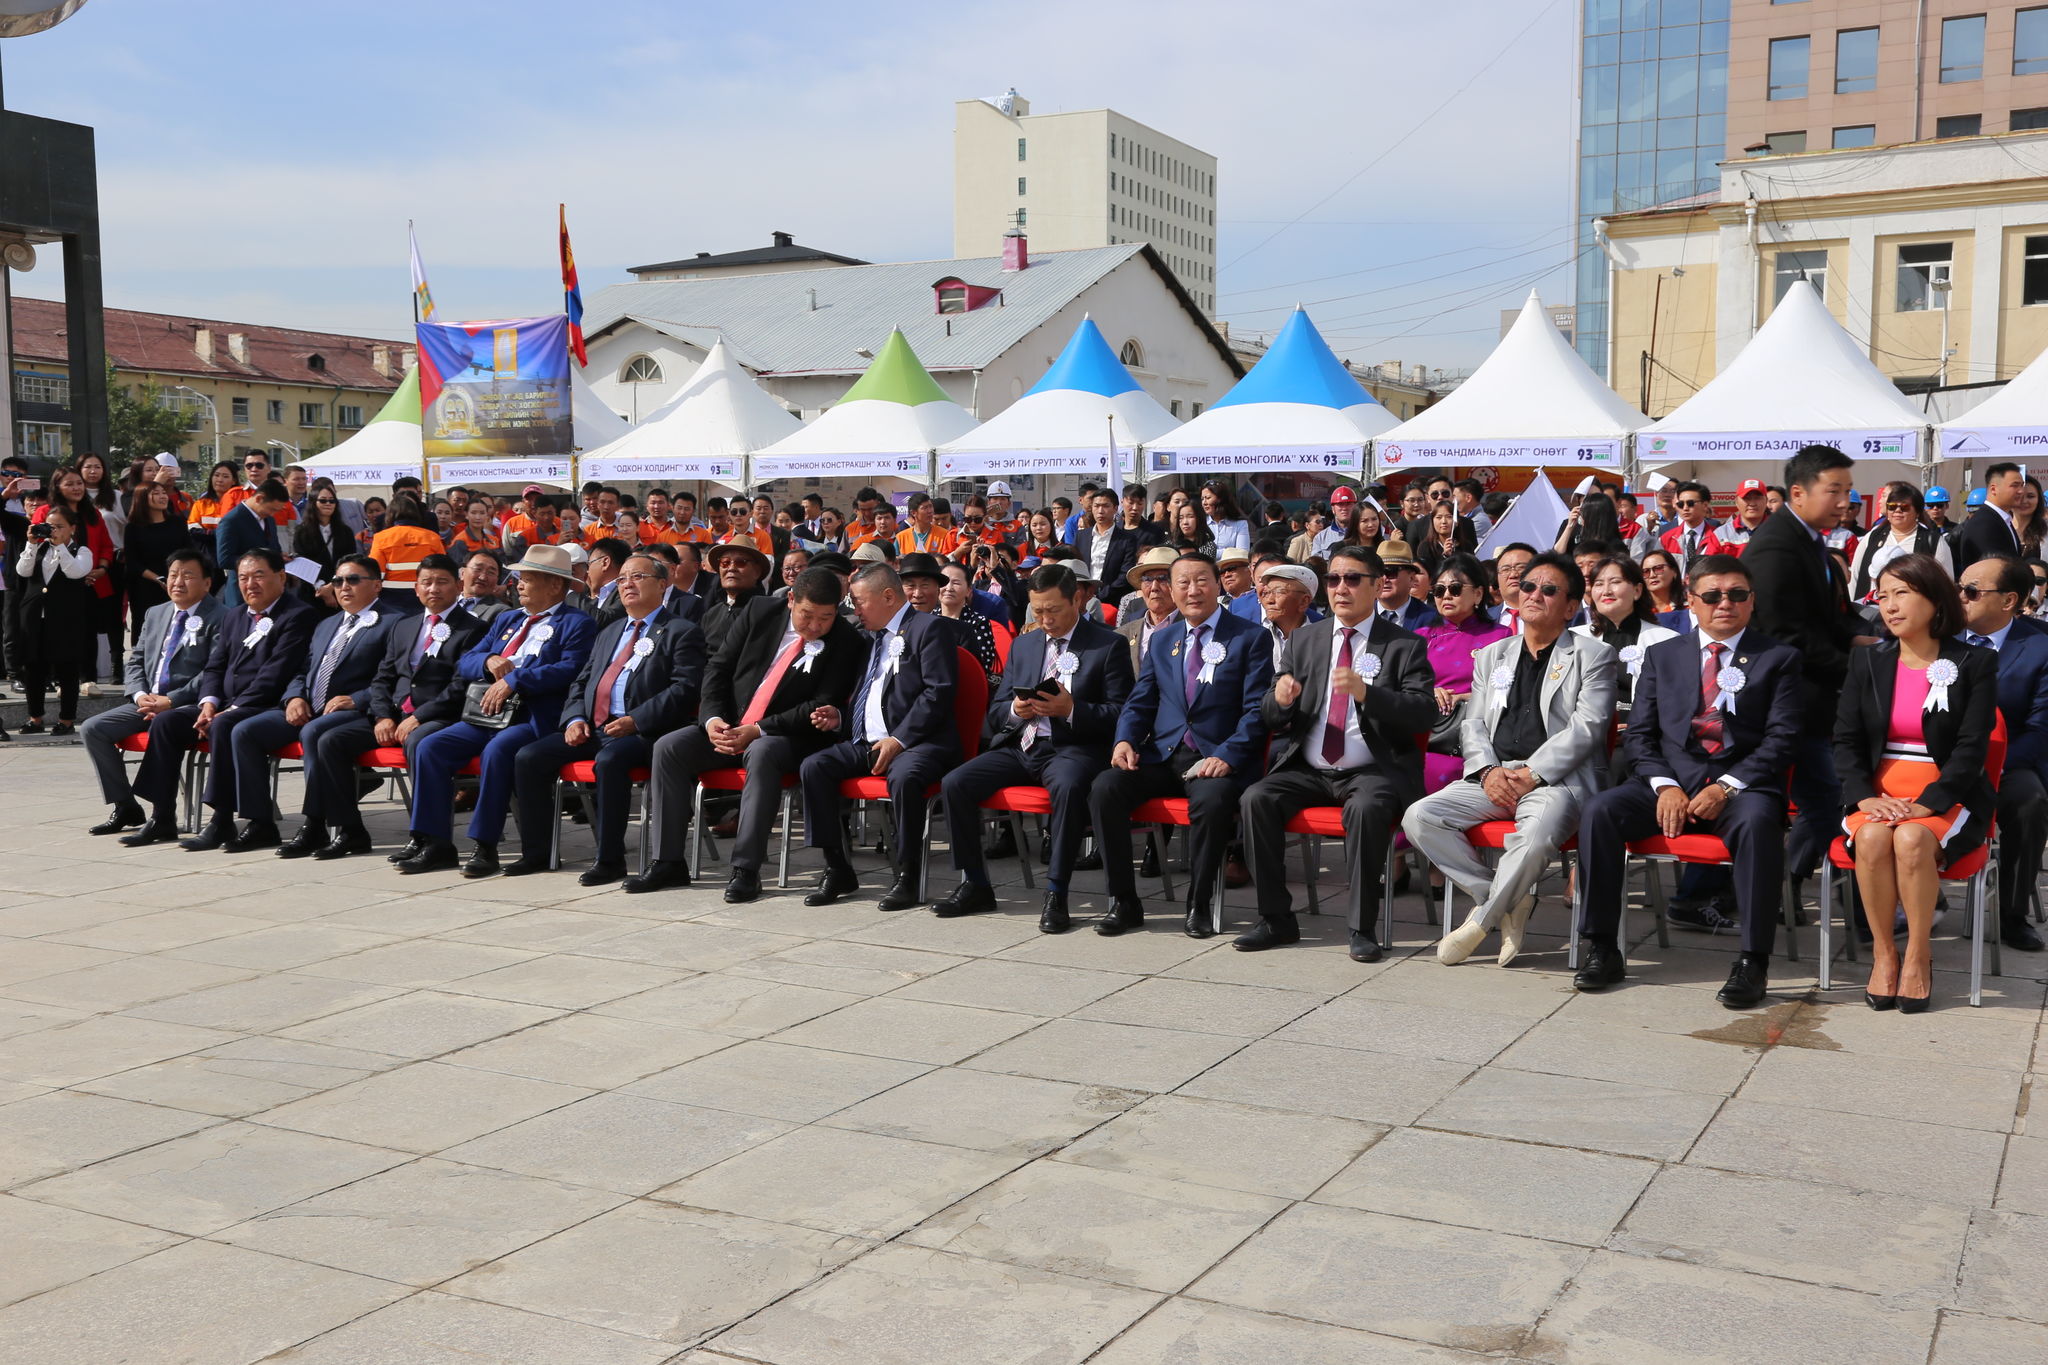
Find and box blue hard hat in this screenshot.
[1849,489,1862,504]
[1967,487,1988,507]
[1925,485,1950,503]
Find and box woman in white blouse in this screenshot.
[1199,480,1251,554]
[15,506,95,735]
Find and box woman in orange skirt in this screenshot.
[1835,554,1998,1013]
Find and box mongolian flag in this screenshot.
[559,204,588,367]
[408,222,436,321]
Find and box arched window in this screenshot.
[619,354,663,383]
[1119,339,1145,368]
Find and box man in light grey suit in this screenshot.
[1402,551,1617,968]
[81,548,226,834]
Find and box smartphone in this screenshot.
[15,477,39,492]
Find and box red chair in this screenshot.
[1129,797,1223,932]
[836,648,989,899]
[692,767,802,888]
[1817,718,2007,1006]
[1287,734,1440,943]
[1100,603,1118,627]
[550,760,653,872]
[113,731,204,833]
[980,785,1053,890]
[988,620,1014,672]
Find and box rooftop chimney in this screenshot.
[772,231,794,248]
[227,333,249,365]
[1002,229,1029,273]
[371,345,393,377]
[193,328,214,364]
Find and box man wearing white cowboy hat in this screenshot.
[396,543,598,877]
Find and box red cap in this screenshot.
[522,484,546,498]
[1737,478,1766,497]
[1330,487,1358,505]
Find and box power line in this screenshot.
[1218,225,1567,300]
[1219,231,1572,320]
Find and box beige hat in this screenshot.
[1216,546,1251,569]
[851,541,891,565]
[506,543,577,581]
[1126,545,1181,590]
[1376,537,1417,569]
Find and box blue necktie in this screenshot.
[155,609,188,691]
[850,630,887,743]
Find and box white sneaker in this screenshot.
[1437,917,1489,966]
[1497,892,1538,967]
[79,683,101,699]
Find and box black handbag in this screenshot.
[460,681,522,731]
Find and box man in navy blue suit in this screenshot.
[397,544,597,877]
[213,481,287,608]
[932,563,1135,933]
[236,554,399,856]
[1088,552,1272,939]
[798,563,961,910]
[1574,555,1804,1005]
[1373,540,1439,631]
[1958,554,2048,952]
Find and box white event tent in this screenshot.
[751,329,976,488]
[1141,307,1396,484]
[936,316,1175,483]
[578,340,790,491]
[1637,280,1930,487]
[1935,341,2048,466]
[296,368,423,493]
[1376,292,1646,478]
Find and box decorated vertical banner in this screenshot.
[416,315,574,464]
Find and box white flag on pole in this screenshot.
[1476,469,1571,561]
[409,222,436,322]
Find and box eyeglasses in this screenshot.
[1429,582,1472,597]
[1675,499,1704,509]
[1885,501,1916,512]
[332,574,378,586]
[1325,572,1376,587]
[1139,573,1171,587]
[1693,588,1752,605]
[243,461,267,470]
[617,571,662,583]
[964,516,985,525]
[1519,581,1565,598]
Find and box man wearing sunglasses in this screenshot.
[1702,479,1771,556]
[1957,555,2048,952]
[1573,555,1804,1004]
[1238,547,1437,962]
[222,452,299,527]
[1406,551,1616,968]
[1373,541,1439,631]
[1658,481,1718,571]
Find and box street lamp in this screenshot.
[1932,276,1955,389]
[265,439,301,461]
[162,383,248,464]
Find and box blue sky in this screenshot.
[6,0,1577,371]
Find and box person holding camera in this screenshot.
[15,506,96,735]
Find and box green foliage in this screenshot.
[105,361,198,463]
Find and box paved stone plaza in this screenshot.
[0,742,2045,1363]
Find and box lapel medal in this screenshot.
[1925,657,1959,713]
[794,638,824,673]
[1715,663,1746,715]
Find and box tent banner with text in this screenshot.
[1637,429,1924,464]
[1375,437,1623,469]
[1141,444,1366,478]
[417,315,574,461]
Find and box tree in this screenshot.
[104,361,198,466]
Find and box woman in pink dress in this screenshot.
[1417,553,1511,793]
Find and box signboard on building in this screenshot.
[416,316,573,462]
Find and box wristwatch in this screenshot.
[1715,777,1740,797]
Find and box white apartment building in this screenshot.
[953,90,1218,314]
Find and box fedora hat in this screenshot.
[708,539,772,577]
[897,552,947,582]
[1376,537,1417,569]
[1126,545,1181,591]
[506,543,577,581]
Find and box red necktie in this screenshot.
[591,619,644,731]
[412,612,440,666]
[500,612,536,659]
[1693,641,1726,755]
[742,634,805,727]
[1322,627,1356,764]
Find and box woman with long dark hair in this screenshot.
[2021,477,2048,560]
[1572,556,1677,723]
[123,482,190,629]
[1638,547,1689,629]
[33,466,117,687]
[1557,491,1622,556]
[1415,499,1477,581]
[1199,480,1249,553]
[1168,501,1214,558]
[73,452,125,679]
[187,460,239,554]
[1850,481,1954,600]
[292,485,360,582]
[1418,553,1512,790]
[15,505,94,735]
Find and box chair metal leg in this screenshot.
[1780,871,1800,962]
[1012,812,1035,890]
[690,785,705,873]
[1970,866,1988,1008]
[1301,834,1321,916]
[777,790,794,888]
[1211,862,1225,936]
[1817,860,1834,991]
[549,778,562,870]
[1378,842,1393,946]
[1152,828,1175,900]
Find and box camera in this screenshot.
[27,522,51,541]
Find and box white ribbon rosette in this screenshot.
[1619,644,1644,678]
[426,620,450,659]
[242,615,274,649]
[1924,657,1959,713]
[1357,652,1383,684]
[182,614,204,645]
[623,635,655,675]
[793,638,824,674]
[358,610,379,629]
[1197,638,1226,685]
[1714,663,1746,715]
[1055,651,1079,680]
[1490,662,1514,713]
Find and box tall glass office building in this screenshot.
[1577,0,1732,376]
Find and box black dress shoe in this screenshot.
[396,840,460,875]
[1898,990,1932,1014]
[90,804,145,836]
[982,825,1018,861]
[224,820,282,854]
[313,828,373,861]
[276,824,329,859]
[877,874,924,912]
[1572,940,1626,992]
[1137,845,1160,879]
[579,861,627,888]
[1094,897,1145,936]
[50,721,74,737]
[932,883,998,918]
[179,819,232,853]
[499,856,551,878]
[1039,890,1071,934]
[1233,917,1301,952]
[624,859,692,894]
[805,865,860,906]
[724,868,762,903]
[1716,955,1769,1009]
[387,836,425,864]
[460,843,501,879]
[2003,922,2046,952]
[1184,905,1218,939]
[121,816,181,847]
[1073,848,1103,871]
[1348,930,1384,963]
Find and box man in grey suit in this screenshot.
[1403,551,1618,968]
[1115,546,1180,674]
[453,553,511,623]
[81,549,226,834]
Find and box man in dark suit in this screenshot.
[631,569,867,900]
[1576,554,1804,1007]
[398,544,598,877]
[81,549,226,835]
[1373,540,1440,631]
[1744,444,1870,887]
[932,563,1136,932]
[215,480,289,608]
[1072,489,1140,596]
[233,554,400,855]
[1951,462,2028,573]
[1238,545,1437,960]
[1089,552,1273,939]
[121,548,317,849]
[453,553,511,623]
[504,552,707,885]
[798,563,961,909]
[700,542,770,655]
[1958,553,2048,951]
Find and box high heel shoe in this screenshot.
[1865,991,1896,1011]
[1898,992,1931,1014]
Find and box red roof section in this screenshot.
[10,296,410,393]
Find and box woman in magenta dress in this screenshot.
[1836,555,1998,1013]
[1418,553,1511,792]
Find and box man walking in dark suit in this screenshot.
[503,552,706,885]
[1575,555,1804,1006]
[214,481,288,608]
[1072,489,1140,596]
[1089,552,1273,939]
[630,569,866,901]
[1957,553,2048,951]
[933,563,1136,933]
[1951,462,2028,573]
[799,563,960,910]
[122,549,317,849]
[1237,545,1437,961]
[81,550,226,835]
[235,554,399,855]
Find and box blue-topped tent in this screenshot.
[1142,307,1395,481]
[937,316,1176,481]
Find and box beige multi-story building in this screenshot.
[953,90,1218,314]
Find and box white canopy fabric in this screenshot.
[1639,280,1929,486]
[1936,343,2048,463]
[571,365,631,451]
[751,329,975,487]
[1376,292,1645,473]
[578,340,792,490]
[296,419,422,493]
